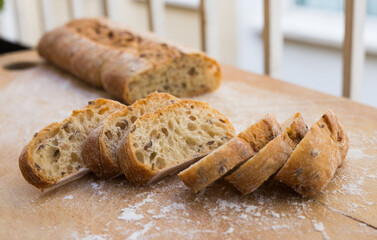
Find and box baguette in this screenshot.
[83,92,179,179]
[178,114,281,193]
[118,100,235,185]
[19,99,125,189]
[274,110,349,196]
[226,113,308,195]
[37,18,222,104]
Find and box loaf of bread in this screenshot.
[118,100,235,185]
[178,114,281,193]
[226,113,308,195]
[83,92,179,179]
[19,99,125,189]
[37,18,222,104]
[274,110,349,196]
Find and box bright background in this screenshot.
[0,0,376,107]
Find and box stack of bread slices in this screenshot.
[19,92,235,189]
[19,93,348,197]
[179,110,349,196]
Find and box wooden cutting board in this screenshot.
[1,51,376,240]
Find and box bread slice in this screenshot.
[178,114,281,193]
[83,92,179,179]
[19,99,125,189]
[38,18,222,104]
[225,113,308,195]
[118,100,235,185]
[274,110,349,196]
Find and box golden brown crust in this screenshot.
[274,110,348,196]
[119,99,235,185]
[178,137,253,193]
[226,113,308,195]
[82,124,111,178]
[37,18,222,104]
[319,109,349,164]
[178,114,282,193]
[18,124,59,189]
[237,113,282,151]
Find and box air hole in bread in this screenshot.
[131,116,138,123]
[68,135,75,141]
[150,129,157,138]
[136,151,144,163]
[50,148,60,161]
[105,130,113,140]
[71,152,79,162]
[115,120,128,130]
[188,123,197,131]
[168,120,174,130]
[52,139,59,146]
[155,157,166,169]
[150,152,157,161]
[62,122,71,133]
[156,133,161,139]
[161,128,169,137]
[189,116,196,121]
[99,107,109,115]
[186,137,197,147]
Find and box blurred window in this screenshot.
[295,0,377,16]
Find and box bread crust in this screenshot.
[18,99,125,189]
[226,113,308,195]
[179,137,253,193]
[119,100,235,185]
[82,123,112,178]
[37,18,222,104]
[18,123,60,189]
[274,110,349,196]
[178,114,282,193]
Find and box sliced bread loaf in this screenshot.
[83,92,179,179]
[225,113,308,195]
[178,114,281,193]
[274,110,349,196]
[19,99,125,189]
[38,18,222,104]
[118,100,235,185]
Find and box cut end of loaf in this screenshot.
[122,100,235,184]
[125,54,221,104]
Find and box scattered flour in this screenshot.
[312,221,330,240]
[340,182,364,196]
[71,231,109,240]
[224,227,234,234]
[91,181,105,190]
[271,225,290,230]
[63,195,73,200]
[118,208,144,221]
[126,222,154,240]
[271,211,280,218]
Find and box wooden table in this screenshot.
[1,51,376,240]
